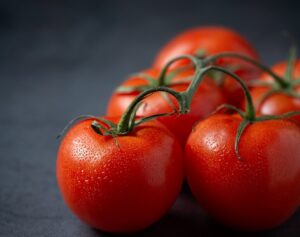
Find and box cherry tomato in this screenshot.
[250,60,300,122]
[57,118,184,233]
[153,26,261,106]
[185,113,300,230]
[107,69,226,145]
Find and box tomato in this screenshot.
[185,113,300,230]
[153,26,261,106]
[250,60,300,122]
[107,68,226,145]
[57,118,184,233]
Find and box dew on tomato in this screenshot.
[57,118,184,233]
[185,113,300,231]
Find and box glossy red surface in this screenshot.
[185,114,300,230]
[107,69,226,146]
[57,118,184,233]
[250,60,300,123]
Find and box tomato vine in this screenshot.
[58,51,300,160]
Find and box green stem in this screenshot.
[284,46,297,83]
[157,54,201,86]
[235,120,250,160]
[185,65,256,121]
[203,52,289,88]
[117,86,185,134]
[57,115,100,139]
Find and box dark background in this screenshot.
[1,0,300,236]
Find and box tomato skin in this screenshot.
[153,26,259,70]
[185,113,300,230]
[107,69,226,145]
[260,60,300,82]
[106,68,158,117]
[153,26,261,106]
[57,118,184,233]
[250,60,300,123]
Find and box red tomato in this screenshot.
[107,68,226,145]
[57,118,184,233]
[153,26,261,106]
[250,60,300,122]
[185,113,300,230]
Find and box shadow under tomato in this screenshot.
[86,194,300,237]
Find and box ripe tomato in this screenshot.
[185,113,300,230]
[107,68,226,145]
[57,118,184,233]
[153,26,261,106]
[250,60,300,122]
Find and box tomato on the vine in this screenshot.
[185,113,300,230]
[250,60,300,122]
[56,23,300,233]
[107,68,226,145]
[153,26,261,106]
[57,118,184,233]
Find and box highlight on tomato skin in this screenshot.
[56,118,184,233]
[106,68,226,146]
[56,22,300,233]
[152,25,262,107]
[184,113,300,231]
[249,60,300,123]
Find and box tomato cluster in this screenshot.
[56,26,300,233]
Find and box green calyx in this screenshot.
[234,111,300,160]
[57,87,187,145]
[252,47,299,96]
[116,86,187,134]
[89,86,188,138]
[199,49,300,160]
[58,49,300,159]
[183,63,299,161]
[189,66,256,160]
[254,47,300,107]
[214,106,300,160]
[57,55,203,141]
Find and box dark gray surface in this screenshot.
[1,0,300,236]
